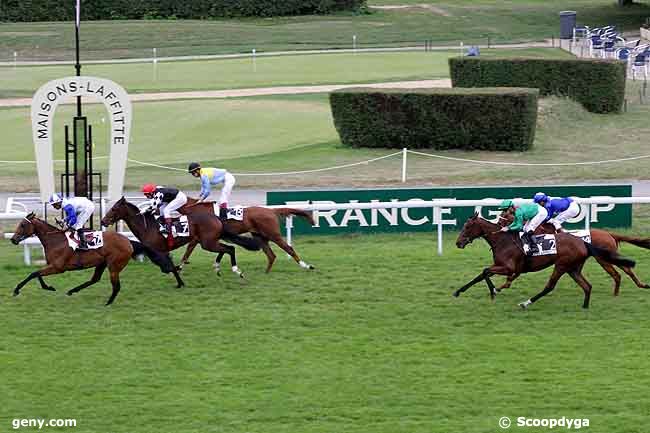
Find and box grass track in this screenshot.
[1,228,650,432]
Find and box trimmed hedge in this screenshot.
[449,57,626,114]
[0,0,366,21]
[330,87,539,151]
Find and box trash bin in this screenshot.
[559,11,577,39]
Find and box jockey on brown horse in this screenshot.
[454,209,636,309]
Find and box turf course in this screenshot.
[1,227,650,433]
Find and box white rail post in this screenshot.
[435,206,443,255]
[23,244,31,266]
[286,215,293,258]
[585,203,591,231]
[401,148,407,183]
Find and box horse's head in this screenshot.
[11,212,37,245]
[101,197,129,227]
[456,212,488,248]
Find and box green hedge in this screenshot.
[330,88,539,151]
[0,0,366,21]
[449,57,626,114]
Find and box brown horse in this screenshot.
[454,213,636,309]
[178,198,315,273]
[10,212,133,305]
[497,208,650,295]
[101,197,259,278]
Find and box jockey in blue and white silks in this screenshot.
[48,193,95,247]
[188,162,236,220]
[533,192,581,232]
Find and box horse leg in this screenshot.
[171,266,185,288]
[454,271,486,297]
[595,257,622,296]
[218,243,243,278]
[105,270,121,306]
[454,265,510,299]
[13,265,58,296]
[269,235,314,270]
[178,239,199,270]
[619,266,650,289]
[37,275,56,292]
[568,270,593,309]
[214,252,225,276]
[519,268,564,309]
[254,234,276,273]
[67,262,107,296]
[496,273,519,292]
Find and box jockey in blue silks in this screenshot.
[48,193,95,248]
[533,192,581,232]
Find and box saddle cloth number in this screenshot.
[567,229,591,244]
[227,206,244,221]
[159,216,190,237]
[521,233,557,256]
[66,231,104,250]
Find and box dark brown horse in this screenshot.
[454,213,636,309]
[178,198,315,273]
[10,212,133,305]
[496,208,650,295]
[101,197,259,278]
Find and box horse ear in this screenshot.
[473,211,479,218]
[26,211,35,219]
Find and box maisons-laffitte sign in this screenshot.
[31,76,132,201]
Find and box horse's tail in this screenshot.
[609,233,650,250]
[273,208,314,226]
[585,241,636,268]
[129,240,177,274]
[221,232,262,251]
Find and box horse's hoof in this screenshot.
[43,286,56,292]
[66,290,74,296]
[518,302,528,310]
[239,273,245,279]
[452,291,460,298]
[308,265,315,270]
[12,290,20,297]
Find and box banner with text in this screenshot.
[266,185,632,235]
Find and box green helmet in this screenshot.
[497,199,514,210]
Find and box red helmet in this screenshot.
[141,183,156,194]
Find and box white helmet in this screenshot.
[48,193,63,205]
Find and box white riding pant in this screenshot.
[218,172,236,206]
[71,202,95,230]
[160,191,188,219]
[523,206,548,233]
[549,201,580,229]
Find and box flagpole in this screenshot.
[75,0,82,116]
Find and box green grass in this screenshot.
[0,48,572,98]
[1,1,648,61]
[1,80,649,193]
[2,225,650,432]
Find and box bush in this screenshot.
[449,57,626,114]
[330,87,539,151]
[0,0,366,21]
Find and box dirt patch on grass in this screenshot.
[370,4,452,17]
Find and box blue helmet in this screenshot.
[533,192,548,204]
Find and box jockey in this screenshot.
[140,184,188,249]
[533,192,580,232]
[188,162,235,221]
[498,199,548,255]
[48,193,95,249]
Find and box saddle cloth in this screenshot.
[66,231,104,251]
[520,233,557,257]
[212,203,244,221]
[158,216,190,237]
[567,229,592,244]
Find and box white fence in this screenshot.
[3,196,649,265]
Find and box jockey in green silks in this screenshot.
[497,199,548,256]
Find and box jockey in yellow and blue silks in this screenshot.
[533,192,580,232]
[48,193,95,248]
[498,199,548,255]
[188,162,236,220]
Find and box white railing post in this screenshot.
[23,244,31,266]
[401,148,407,183]
[435,206,443,256]
[585,204,591,231]
[286,215,294,258]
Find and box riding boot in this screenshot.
[524,231,539,255]
[77,229,87,249]
[165,218,174,250]
[219,207,228,222]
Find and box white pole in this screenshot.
[252,48,257,72]
[24,244,31,266]
[13,51,17,69]
[152,48,157,81]
[585,204,591,231]
[434,207,444,255]
[286,215,293,258]
[460,41,464,57]
[401,148,407,183]
[153,47,157,63]
[353,35,357,52]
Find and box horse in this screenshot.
[10,212,133,305]
[454,213,636,309]
[177,198,315,273]
[496,208,650,295]
[101,197,259,278]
